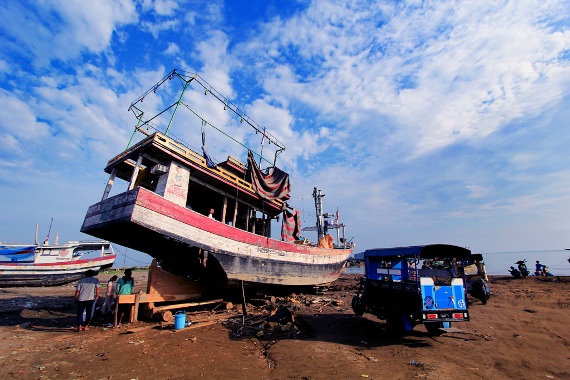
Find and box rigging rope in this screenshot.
[181,102,273,167]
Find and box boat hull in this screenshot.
[0,255,117,287]
[81,187,352,286]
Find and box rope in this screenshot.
[118,248,151,266]
[181,102,273,167]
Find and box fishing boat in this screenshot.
[80,69,353,286]
[0,240,116,287]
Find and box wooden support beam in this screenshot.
[101,169,116,201]
[151,298,224,313]
[222,195,228,224]
[132,293,141,322]
[128,155,143,190]
[232,200,238,227]
[114,296,119,326]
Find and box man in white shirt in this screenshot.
[74,270,101,331]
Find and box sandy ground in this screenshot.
[0,271,569,380]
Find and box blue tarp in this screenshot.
[0,245,37,262]
[0,245,37,255]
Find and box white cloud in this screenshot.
[235,0,570,163]
[143,19,181,39]
[0,0,137,66]
[0,89,51,141]
[153,0,179,16]
[164,42,180,55]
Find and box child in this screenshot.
[101,275,118,314]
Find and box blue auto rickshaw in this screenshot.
[352,244,471,335]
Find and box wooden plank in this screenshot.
[146,259,159,294]
[222,195,228,224]
[232,200,238,227]
[114,295,119,326]
[117,293,203,304]
[146,259,207,296]
[132,293,141,322]
[176,320,217,331]
[152,299,224,313]
[101,169,116,201]
[128,155,143,190]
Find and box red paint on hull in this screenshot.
[135,188,349,259]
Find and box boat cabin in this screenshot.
[102,132,285,235]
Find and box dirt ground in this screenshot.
[0,271,569,380]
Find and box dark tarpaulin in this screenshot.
[247,151,290,200]
[201,146,218,169]
[281,208,301,241]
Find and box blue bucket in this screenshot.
[174,311,186,330]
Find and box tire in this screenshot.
[351,296,365,316]
[473,280,489,305]
[425,322,445,336]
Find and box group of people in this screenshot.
[73,268,135,332]
[509,259,553,278]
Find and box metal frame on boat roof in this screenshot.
[126,69,286,168]
[364,244,471,259]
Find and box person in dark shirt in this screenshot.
[115,269,134,327]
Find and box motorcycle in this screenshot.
[515,260,530,278]
[469,278,491,304]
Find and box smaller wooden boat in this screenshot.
[0,240,116,287]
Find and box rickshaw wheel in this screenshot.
[351,296,365,316]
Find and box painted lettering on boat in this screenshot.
[166,184,187,199]
[87,190,138,215]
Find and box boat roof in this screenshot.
[364,244,472,259]
[105,132,285,215]
[470,253,484,261]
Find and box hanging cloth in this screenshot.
[247,151,290,200]
[201,120,217,169]
[281,208,301,242]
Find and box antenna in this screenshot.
[44,218,53,246]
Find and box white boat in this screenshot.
[80,69,354,287]
[0,240,116,287]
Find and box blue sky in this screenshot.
[1,0,569,266]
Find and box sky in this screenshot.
[1,0,569,267]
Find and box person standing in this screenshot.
[74,270,101,332]
[115,269,134,326]
[101,275,118,314]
